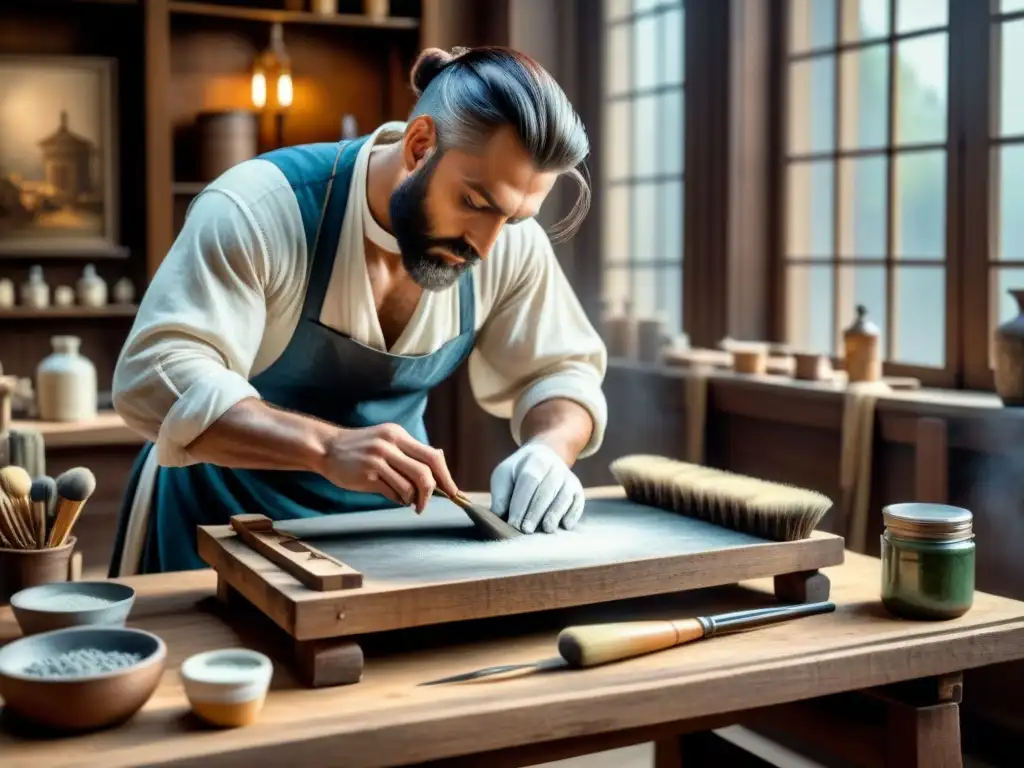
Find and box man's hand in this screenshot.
[490,441,585,534]
[317,423,460,513]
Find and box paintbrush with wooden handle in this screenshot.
[0,465,35,548]
[30,475,56,550]
[46,467,97,548]
[433,488,521,540]
[0,492,26,549]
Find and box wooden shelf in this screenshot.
[169,2,420,30]
[0,305,138,320]
[71,0,139,6]
[0,246,130,260]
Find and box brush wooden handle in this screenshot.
[557,619,706,667]
[33,500,46,549]
[0,494,30,549]
[48,498,86,548]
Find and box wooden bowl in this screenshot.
[181,648,273,727]
[0,626,166,731]
[10,581,136,636]
[731,345,768,375]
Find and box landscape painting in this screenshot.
[0,56,119,257]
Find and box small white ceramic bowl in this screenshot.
[180,648,273,728]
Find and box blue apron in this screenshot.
[108,137,477,575]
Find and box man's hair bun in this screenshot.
[410,47,466,95]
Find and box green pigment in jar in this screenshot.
[880,503,975,620]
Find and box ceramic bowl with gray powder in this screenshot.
[11,580,135,636]
[0,625,167,731]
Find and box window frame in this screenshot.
[575,0,773,351]
[598,0,688,344]
[773,0,963,390]
[960,0,1024,392]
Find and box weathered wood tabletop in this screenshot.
[2,511,1024,767]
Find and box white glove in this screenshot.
[490,441,585,534]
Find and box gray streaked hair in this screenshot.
[408,46,591,242]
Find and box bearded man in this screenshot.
[108,46,607,576]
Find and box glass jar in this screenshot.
[881,503,975,621]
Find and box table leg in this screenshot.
[294,637,364,688]
[886,701,961,767]
[773,570,831,603]
[879,673,963,768]
[653,737,682,767]
[215,574,237,605]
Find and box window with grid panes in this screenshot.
[783,0,950,372]
[601,0,686,341]
[990,0,1024,359]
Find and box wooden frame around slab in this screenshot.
[197,487,845,687]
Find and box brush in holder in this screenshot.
[0,537,76,605]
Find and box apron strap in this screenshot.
[457,269,475,335]
[302,138,368,322]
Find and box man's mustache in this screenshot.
[424,237,481,263]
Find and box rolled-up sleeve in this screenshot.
[112,187,274,467]
[468,220,608,458]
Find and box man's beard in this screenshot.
[388,151,481,291]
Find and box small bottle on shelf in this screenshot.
[20,265,49,309]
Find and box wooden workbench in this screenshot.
[2,544,1023,768]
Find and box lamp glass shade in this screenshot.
[251,70,268,109]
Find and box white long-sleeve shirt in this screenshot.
[112,122,608,467]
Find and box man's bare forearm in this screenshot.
[519,398,594,467]
[184,398,333,473]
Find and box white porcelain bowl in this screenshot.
[180,648,273,728]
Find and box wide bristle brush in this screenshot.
[609,455,833,541]
[46,467,97,548]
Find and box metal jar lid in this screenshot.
[882,503,974,542]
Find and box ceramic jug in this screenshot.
[842,305,881,383]
[994,289,1024,406]
[0,278,14,309]
[21,266,49,309]
[53,286,75,308]
[113,277,135,305]
[36,335,97,422]
[77,264,107,307]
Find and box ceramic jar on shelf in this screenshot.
[112,276,135,305]
[0,278,14,309]
[364,0,388,20]
[842,304,881,383]
[54,286,75,308]
[994,288,1024,406]
[20,265,49,309]
[76,264,107,307]
[35,335,97,422]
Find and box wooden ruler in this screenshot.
[229,513,363,591]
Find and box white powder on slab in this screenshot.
[276,497,767,583]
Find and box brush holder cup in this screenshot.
[0,537,76,606]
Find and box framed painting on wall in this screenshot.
[0,55,123,258]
